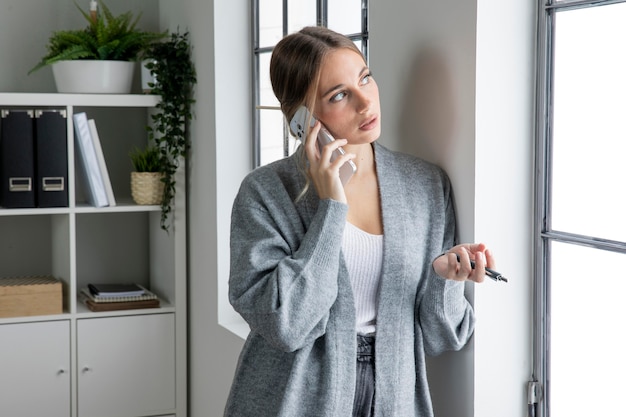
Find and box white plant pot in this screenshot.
[52,60,136,94]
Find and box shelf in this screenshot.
[0,92,160,107]
[0,201,161,216]
[0,311,71,326]
[0,4,186,415]
[75,301,175,318]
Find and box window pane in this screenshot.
[353,39,364,58]
[259,0,283,48]
[550,241,626,416]
[328,0,362,34]
[288,0,316,33]
[551,3,626,242]
[260,109,288,166]
[259,52,279,108]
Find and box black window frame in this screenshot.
[532,1,626,416]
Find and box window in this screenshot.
[533,1,626,416]
[253,0,369,166]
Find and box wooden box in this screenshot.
[0,276,63,318]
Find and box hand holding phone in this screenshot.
[290,106,357,185]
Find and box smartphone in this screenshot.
[289,106,357,185]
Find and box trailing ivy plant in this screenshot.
[29,0,164,74]
[145,30,197,231]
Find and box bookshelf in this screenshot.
[0,93,186,417]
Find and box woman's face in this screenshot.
[313,48,381,145]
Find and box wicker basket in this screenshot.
[131,172,164,205]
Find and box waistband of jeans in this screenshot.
[357,334,375,363]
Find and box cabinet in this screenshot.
[0,321,70,417]
[0,93,186,417]
[78,314,175,417]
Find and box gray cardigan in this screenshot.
[225,142,474,416]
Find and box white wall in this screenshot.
[0,0,159,93]
[175,0,536,415]
[159,1,249,416]
[370,0,535,416]
[473,1,535,415]
[371,2,479,415]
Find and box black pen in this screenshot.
[455,254,508,283]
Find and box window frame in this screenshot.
[532,1,626,415]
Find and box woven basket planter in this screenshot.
[131,172,164,205]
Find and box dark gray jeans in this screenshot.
[353,334,375,417]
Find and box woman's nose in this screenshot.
[356,91,372,114]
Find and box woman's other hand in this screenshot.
[432,243,497,283]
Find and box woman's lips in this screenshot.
[360,116,378,131]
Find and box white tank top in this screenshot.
[341,222,383,335]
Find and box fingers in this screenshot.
[433,252,467,282]
[485,248,496,270]
[456,249,475,278]
[434,244,495,283]
[468,250,486,283]
[304,121,322,162]
[451,249,484,283]
[463,242,486,255]
[304,122,354,202]
[305,121,351,170]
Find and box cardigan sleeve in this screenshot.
[228,171,348,352]
[418,170,475,356]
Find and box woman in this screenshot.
[225,26,495,417]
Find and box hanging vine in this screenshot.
[145,29,197,231]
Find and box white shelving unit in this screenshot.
[0,93,186,417]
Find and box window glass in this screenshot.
[328,0,362,34]
[353,39,364,56]
[259,109,294,166]
[259,52,278,108]
[259,0,284,48]
[551,4,626,242]
[288,0,317,33]
[550,241,626,416]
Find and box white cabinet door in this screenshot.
[77,313,176,417]
[0,321,70,417]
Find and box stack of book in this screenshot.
[81,283,159,312]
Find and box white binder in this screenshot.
[73,112,109,207]
[88,118,116,206]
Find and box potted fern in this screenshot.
[143,30,196,230]
[129,146,164,205]
[28,0,164,93]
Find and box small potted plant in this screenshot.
[28,0,165,94]
[129,145,164,205]
[143,30,197,230]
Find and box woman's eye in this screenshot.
[361,73,372,85]
[330,91,346,102]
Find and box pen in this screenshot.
[455,253,508,283]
